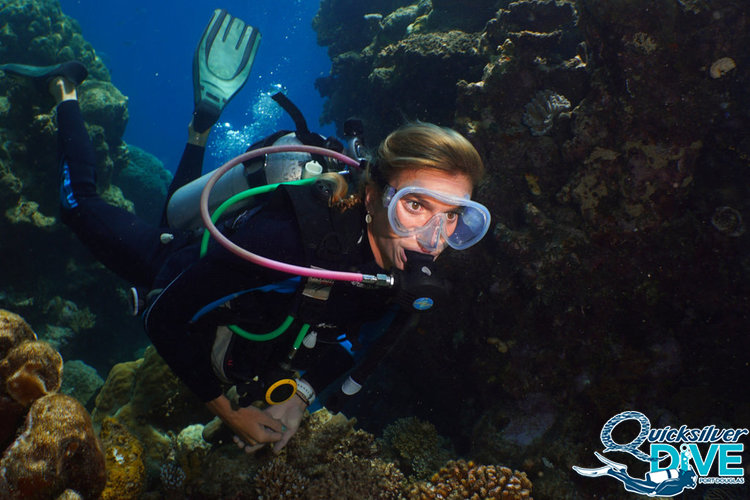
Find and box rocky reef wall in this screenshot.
[313,1,750,498]
[0,0,171,373]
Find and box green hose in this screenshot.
[199,177,316,257]
[201,177,317,341]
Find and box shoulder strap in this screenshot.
[279,182,363,269]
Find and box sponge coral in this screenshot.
[0,393,106,499]
[0,339,63,406]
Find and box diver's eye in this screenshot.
[445,211,459,222]
[404,199,423,213]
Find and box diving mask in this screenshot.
[383,185,491,251]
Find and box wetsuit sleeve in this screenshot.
[144,199,306,402]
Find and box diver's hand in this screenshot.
[265,393,308,454]
[232,394,308,454]
[205,395,283,446]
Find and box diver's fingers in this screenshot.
[257,414,284,434]
[232,435,265,454]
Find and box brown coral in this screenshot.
[254,458,310,499]
[0,393,106,500]
[0,309,37,359]
[0,339,63,406]
[285,408,379,474]
[306,452,406,500]
[408,459,533,500]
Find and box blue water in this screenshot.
[58,0,334,174]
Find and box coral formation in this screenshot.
[159,460,186,498]
[710,56,736,79]
[1,338,63,406]
[379,416,452,479]
[43,296,96,332]
[173,423,212,484]
[98,417,146,500]
[254,459,310,499]
[60,359,105,406]
[305,452,406,499]
[522,90,571,136]
[408,459,533,500]
[314,0,486,142]
[40,324,76,350]
[0,309,36,359]
[92,346,210,477]
[4,197,55,227]
[0,0,156,376]
[0,310,106,499]
[0,393,106,500]
[252,410,405,499]
[312,1,750,498]
[116,145,172,224]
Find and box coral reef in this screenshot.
[92,346,211,478]
[314,0,487,143]
[254,409,405,499]
[313,1,750,498]
[305,452,406,499]
[408,459,533,500]
[0,310,106,499]
[0,0,157,378]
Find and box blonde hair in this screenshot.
[369,122,484,187]
[324,122,484,209]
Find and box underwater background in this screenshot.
[1,0,749,499]
[60,0,335,174]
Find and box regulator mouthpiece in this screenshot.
[393,250,451,311]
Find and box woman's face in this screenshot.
[365,167,473,270]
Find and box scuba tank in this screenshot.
[165,92,364,232]
[165,133,321,231]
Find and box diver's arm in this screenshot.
[144,248,282,402]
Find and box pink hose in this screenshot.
[200,145,366,282]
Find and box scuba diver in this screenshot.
[1,9,490,453]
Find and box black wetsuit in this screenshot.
[57,99,401,403]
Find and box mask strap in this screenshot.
[382,185,397,208]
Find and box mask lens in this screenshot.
[385,186,491,250]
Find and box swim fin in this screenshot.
[192,9,261,133]
[0,61,88,91]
